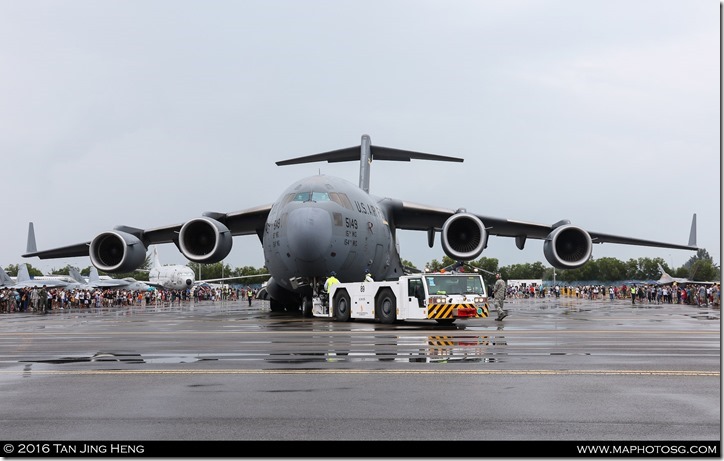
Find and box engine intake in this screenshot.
[441,213,487,261]
[89,231,147,273]
[543,224,593,269]
[178,217,233,263]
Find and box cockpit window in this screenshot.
[329,192,353,210]
[311,192,329,202]
[280,194,295,207]
[289,191,352,209]
[291,191,333,203]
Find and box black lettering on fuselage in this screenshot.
[354,201,381,218]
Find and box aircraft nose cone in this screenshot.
[287,207,332,262]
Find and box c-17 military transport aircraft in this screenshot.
[23,135,698,315]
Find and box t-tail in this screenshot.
[276,134,464,193]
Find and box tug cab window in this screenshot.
[408,278,425,307]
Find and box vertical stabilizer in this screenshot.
[17,264,31,283]
[26,222,37,254]
[89,267,100,283]
[69,267,86,283]
[359,134,372,193]
[152,247,161,269]
[688,214,697,247]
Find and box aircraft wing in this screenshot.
[204,204,273,239]
[23,204,273,261]
[384,199,698,251]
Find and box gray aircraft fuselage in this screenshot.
[263,174,402,293]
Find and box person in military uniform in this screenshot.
[38,285,48,314]
[492,273,508,321]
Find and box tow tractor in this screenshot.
[312,272,489,324]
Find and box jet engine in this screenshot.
[89,231,147,273]
[178,217,233,263]
[441,212,487,261]
[543,224,593,269]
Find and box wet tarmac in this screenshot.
[0,297,719,445]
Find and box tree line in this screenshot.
[6,248,719,287]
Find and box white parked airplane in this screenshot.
[145,247,196,291]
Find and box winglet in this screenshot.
[688,213,697,248]
[26,222,37,254]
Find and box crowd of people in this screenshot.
[0,285,259,314]
[506,283,720,307]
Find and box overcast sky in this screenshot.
[1,0,720,275]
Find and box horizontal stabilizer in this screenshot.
[276,145,464,165]
[276,135,464,193]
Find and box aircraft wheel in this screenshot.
[376,288,397,324]
[301,297,313,317]
[334,290,351,322]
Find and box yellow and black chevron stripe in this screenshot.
[427,303,489,319]
[475,304,489,318]
[428,336,454,347]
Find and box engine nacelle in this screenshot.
[178,217,233,263]
[441,213,487,261]
[543,224,593,269]
[89,231,147,273]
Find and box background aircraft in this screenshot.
[656,264,716,286]
[23,135,698,315]
[0,263,71,289]
[144,247,196,291]
[67,266,153,291]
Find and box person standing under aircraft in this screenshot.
[324,271,340,293]
[493,273,508,321]
[323,272,341,315]
[247,287,253,306]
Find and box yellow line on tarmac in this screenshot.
[0,369,717,376]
